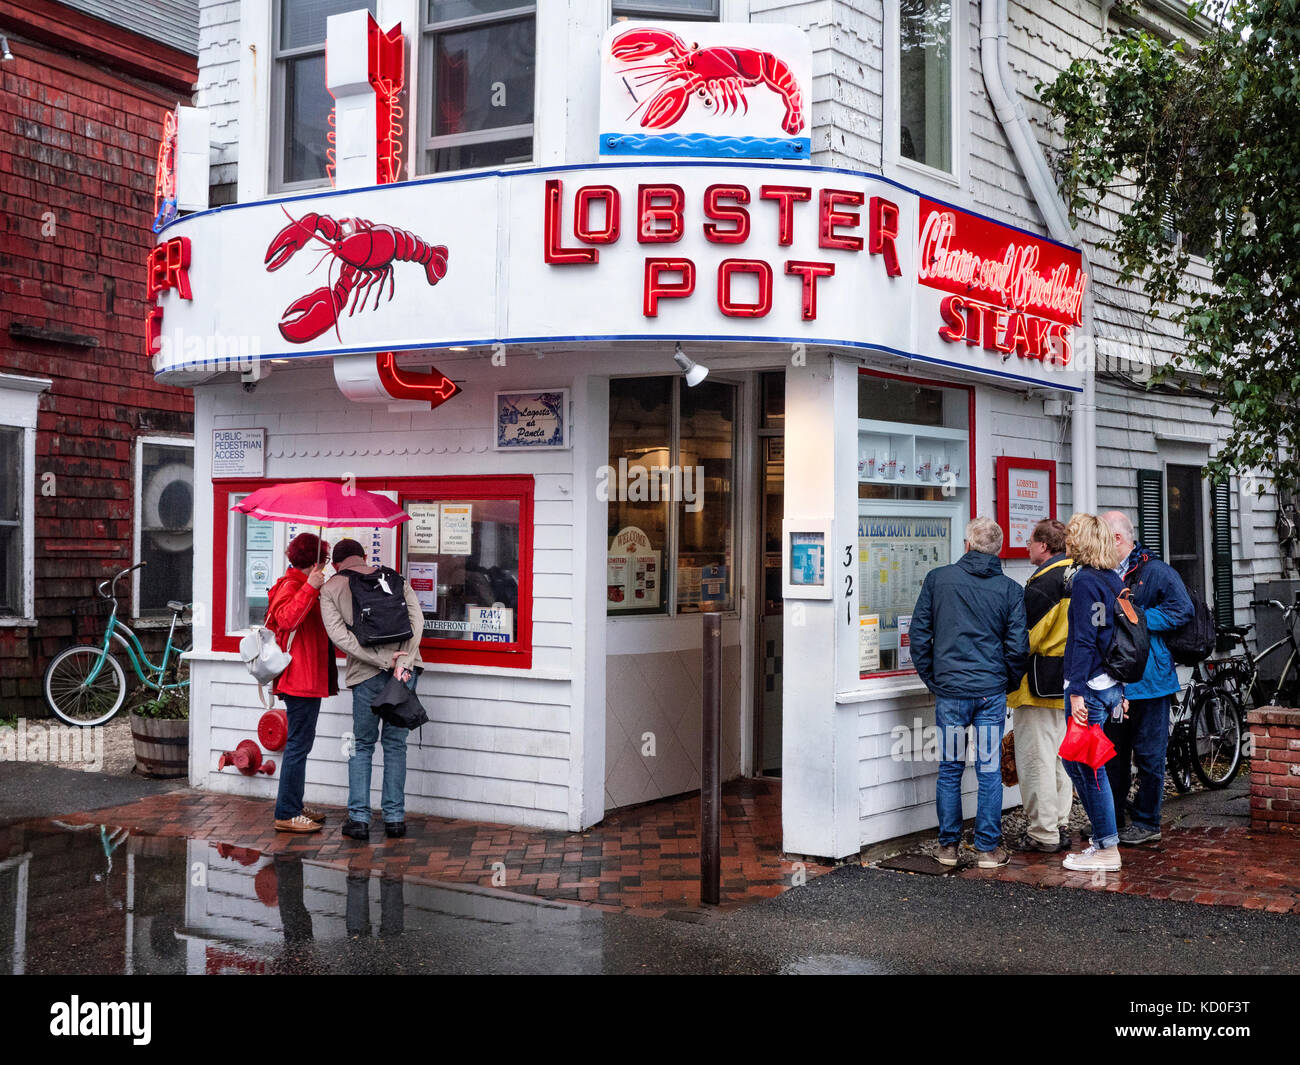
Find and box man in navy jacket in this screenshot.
[1102,511,1194,845]
[911,517,1029,869]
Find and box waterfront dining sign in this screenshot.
[148,161,1088,391]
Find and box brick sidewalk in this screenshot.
[44,778,834,918]
[960,825,1300,914]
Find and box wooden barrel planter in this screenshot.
[129,713,189,778]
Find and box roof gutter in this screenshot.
[980,0,1097,513]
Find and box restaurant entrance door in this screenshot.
[755,372,784,776]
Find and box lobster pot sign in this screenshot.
[599,21,813,160]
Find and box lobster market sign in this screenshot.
[598,21,812,161]
[148,161,1087,392]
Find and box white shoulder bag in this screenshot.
[239,626,295,711]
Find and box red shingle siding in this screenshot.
[0,31,197,715]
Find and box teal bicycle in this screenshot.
[43,562,191,727]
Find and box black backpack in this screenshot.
[1165,589,1216,666]
[1104,586,1151,683]
[344,566,414,646]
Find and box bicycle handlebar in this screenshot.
[98,561,146,601]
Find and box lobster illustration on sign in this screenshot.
[611,27,804,135]
[264,209,449,343]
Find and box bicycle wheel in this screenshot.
[1212,662,1255,712]
[1190,686,1244,789]
[1167,725,1194,793]
[44,646,127,726]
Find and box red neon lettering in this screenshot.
[1006,312,1033,358]
[818,189,864,251]
[145,305,164,358]
[869,196,901,277]
[702,185,751,244]
[785,260,835,321]
[544,180,598,264]
[368,19,405,183]
[147,237,192,300]
[637,184,685,243]
[375,353,461,410]
[760,185,812,246]
[717,258,773,318]
[981,305,1014,355]
[1049,323,1073,366]
[938,294,966,343]
[574,185,621,244]
[643,258,695,316]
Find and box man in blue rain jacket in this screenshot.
[1102,511,1194,846]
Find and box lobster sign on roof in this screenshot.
[599,21,813,161]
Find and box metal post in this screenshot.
[701,612,722,905]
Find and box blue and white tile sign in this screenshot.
[599,21,813,161]
[495,389,569,450]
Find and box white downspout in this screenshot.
[980,0,1098,513]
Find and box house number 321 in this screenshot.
[844,544,854,625]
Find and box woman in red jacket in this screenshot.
[265,532,338,833]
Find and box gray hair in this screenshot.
[1103,511,1135,543]
[965,517,1004,556]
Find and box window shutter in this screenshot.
[1211,479,1234,626]
[1136,469,1164,559]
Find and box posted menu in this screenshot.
[858,516,950,641]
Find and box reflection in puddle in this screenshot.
[778,953,887,975]
[0,821,602,975]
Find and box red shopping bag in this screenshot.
[1059,716,1116,769]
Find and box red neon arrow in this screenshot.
[376,352,461,409]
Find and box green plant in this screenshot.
[132,686,189,721]
[1038,0,1300,487]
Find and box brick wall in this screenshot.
[0,15,197,716]
[1248,707,1300,833]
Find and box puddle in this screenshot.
[778,953,888,975]
[0,820,606,975]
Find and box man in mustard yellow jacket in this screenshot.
[1011,519,1076,852]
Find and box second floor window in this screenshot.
[612,1,720,19]
[421,1,536,173]
[273,0,377,190]
[898,0,954,175]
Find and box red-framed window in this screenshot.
[212,475,534,669]
[857,367,975,680]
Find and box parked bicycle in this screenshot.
[43,562,190,727]
[1208,598,1300,712]
[1166,657,1246,792]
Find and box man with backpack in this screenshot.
[1102,511,1194,846]
[320,538,425,842]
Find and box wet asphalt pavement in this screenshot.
[5,815,1298,976]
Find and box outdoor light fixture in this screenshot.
[673,343,708,387]
[1,38,14,61]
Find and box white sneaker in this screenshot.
[1062,844,1121,872]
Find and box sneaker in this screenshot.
[934,842,960,867]
[975,846,1010,869]
[1118,824,1161,846]
[341,819,370,841]
[274,815,321,834]
[1016,834,1060,853]
[302,807,327,824]
[1062,845,1121,871]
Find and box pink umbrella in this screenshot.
[230,480,410,528]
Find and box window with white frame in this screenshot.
[135,439,194,617]
[612,1,719,20]
[897,0,955,175]
[420,1,536,174]
[273,0,377,190]
[0,375,48,621]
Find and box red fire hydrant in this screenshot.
[217,739,276,776]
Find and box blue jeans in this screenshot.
[1103,695,1170,833]
[934,694,1006,852]
[274,696,321,820]
[1061,685,1123,849]
[348,670,413,824]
